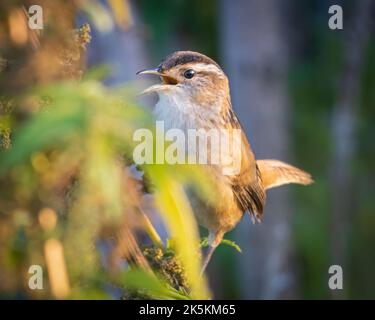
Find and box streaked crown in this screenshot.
[157,51,221,73]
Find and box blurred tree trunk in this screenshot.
[85,0,150,85]
[329,0,373,299]
[219,0,297,299]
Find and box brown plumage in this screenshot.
[138,51,313,272]
[257,160,313,190]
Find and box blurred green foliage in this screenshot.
[0,0,214,300]
[138,0,218,63]
[0,76,213,299]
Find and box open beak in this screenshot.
[136,68,178,95]
[136,68,163,77]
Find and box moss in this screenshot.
[0,127,11,149]
[122,245,189,299]
[77,23,92,49]
[60,23,92,79]
[143,246,188,291]
[0,97,13,149]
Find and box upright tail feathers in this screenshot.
[256,159,313,190]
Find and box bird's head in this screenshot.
[137,51,229,107]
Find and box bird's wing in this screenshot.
[224,105,266,221]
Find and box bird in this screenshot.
[137,51,313,272]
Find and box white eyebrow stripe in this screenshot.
[190,63,224,76]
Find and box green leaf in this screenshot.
[122,269,190,300]
[200,236,242,253]
[0,106,87,169]
[147,166,211,299]
[221,239,242,253]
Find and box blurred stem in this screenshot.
[139,211,164,247]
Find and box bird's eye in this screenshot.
[184,69,195,79]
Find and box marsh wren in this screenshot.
[137,51,312,272]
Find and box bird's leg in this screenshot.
[201,244,217,275]
[201,230,224,275]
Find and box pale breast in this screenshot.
[153,92,244,232]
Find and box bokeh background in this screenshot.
[0,0,374,299]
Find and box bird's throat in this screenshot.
[153,92,222,132]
